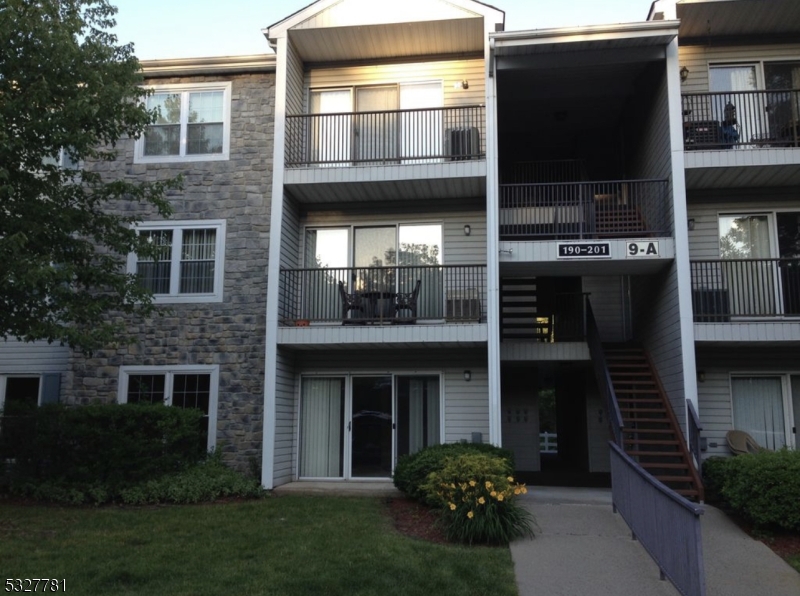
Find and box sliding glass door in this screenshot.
[299,374,442,479]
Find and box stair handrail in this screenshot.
[586,299,624,447]
[687,398,703,472]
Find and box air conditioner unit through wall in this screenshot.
[445,127,480,160]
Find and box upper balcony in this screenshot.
[283,104,486,202]
[682,89,800,189]
[498,177,676,275]
[691,257,800,343]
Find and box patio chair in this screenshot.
[726,430,765,455]
[338,281,365,325]
[393,279,421,324]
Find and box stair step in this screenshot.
[614,389,660,394]
[640,462,691,469]
[654,475,693,482]
[624,428,676,435]
[608,363,649,368]
[623,439,680,445]
[626,450,687,459]
[675,489,700,497]
[616,398,662,403]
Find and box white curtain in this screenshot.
[300,378,344,477]
[427,377,441,446]
[732,377,786,450]
[719,215,776,315]
[398,376,440,457]
[309,90,352,166]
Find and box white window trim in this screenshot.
[118,365,220,451]
[134,81,232,164]
[128,219,226,304]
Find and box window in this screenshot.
[731,375,799,451]
[118,366,219,451]
[129,220,226,303]
[135,82,231,163]
[42,148,80,170]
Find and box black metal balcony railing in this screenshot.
[280,265,486,324]
[285,105,485,167]
[499,179,670,240]
[682,89,800,149]
[691,258,800,320]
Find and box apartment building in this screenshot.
[4,0,796,497]
[663,0,800,458]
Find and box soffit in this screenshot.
[676,0,800,39]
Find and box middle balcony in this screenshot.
[277,264,488,348]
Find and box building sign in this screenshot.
[626,241,660,258]
[557,242,611,259]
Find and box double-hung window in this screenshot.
[118,366,219,451]
[135,82,232,163]
[130,220,226,303]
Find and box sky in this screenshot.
[111,0,656,61]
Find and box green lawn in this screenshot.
[787,555,800,574]
[1,496,519,596]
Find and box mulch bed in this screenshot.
[386,497,449,544]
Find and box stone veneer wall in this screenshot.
[64,72,275,472]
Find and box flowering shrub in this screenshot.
[421,453,535,545]
[393,442,514,504]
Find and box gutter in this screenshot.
[141,55,277,78]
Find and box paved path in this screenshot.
[511,487,800,596]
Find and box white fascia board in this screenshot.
[491,20,680,49]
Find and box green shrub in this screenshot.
[393,442,515,504]
[3,403,207,495]
[421,452,534,545]
[701,456,735,504]
[118,452,265,505]
[711,450,800,531]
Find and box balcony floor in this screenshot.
[694,321,800,344]
[684,148,800,189]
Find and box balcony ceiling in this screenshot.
[677,0,800,39]
[287,18,485,63]
[684,152,800,189]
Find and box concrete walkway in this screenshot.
[511,487,800,596]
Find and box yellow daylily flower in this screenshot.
[485,481,493,489]
[449,502,456,511]
[478,496,485,505]
[490,491,497,498]
[469,480,476,487]
[497,493,504,501]
[467,511,474,519]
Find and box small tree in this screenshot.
[0,0,181,353]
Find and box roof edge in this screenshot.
[491,20,681,44]
[140,55,277,78]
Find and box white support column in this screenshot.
[665,36,700,437]
[485,31,502,446]
[262,34,289,489]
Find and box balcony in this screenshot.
[499,179,669,240]
[681,90,800,189]
[691,258,800,343]
[282,105,486,203]
[277,265,487,348]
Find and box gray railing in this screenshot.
[687,399,703,472]
[586,301,623,447]
[690,258,800,320]
[285,105,485,167]
[610,442,706,596]
[279,264,486,324]
[499,179,669,240]
[682,89,800,149]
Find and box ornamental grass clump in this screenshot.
[421,452,535,545]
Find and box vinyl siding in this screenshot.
[583,276,627,343]
[695,346,800,459]
[286,39,305,116]
[0,340,69,374]
[273,347,297,487]
[678,44,800,93]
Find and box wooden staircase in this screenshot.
[594,205,646,238]
[604,345,704,501]
[500,278,551,341]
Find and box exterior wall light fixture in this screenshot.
[680,66,689,83]
[464,224,471,236]
[464,370,472,382]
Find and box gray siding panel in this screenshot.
[273,348,297,487]
[286,40,304,116]
[0,340,69,374]
[583,276,626,343]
